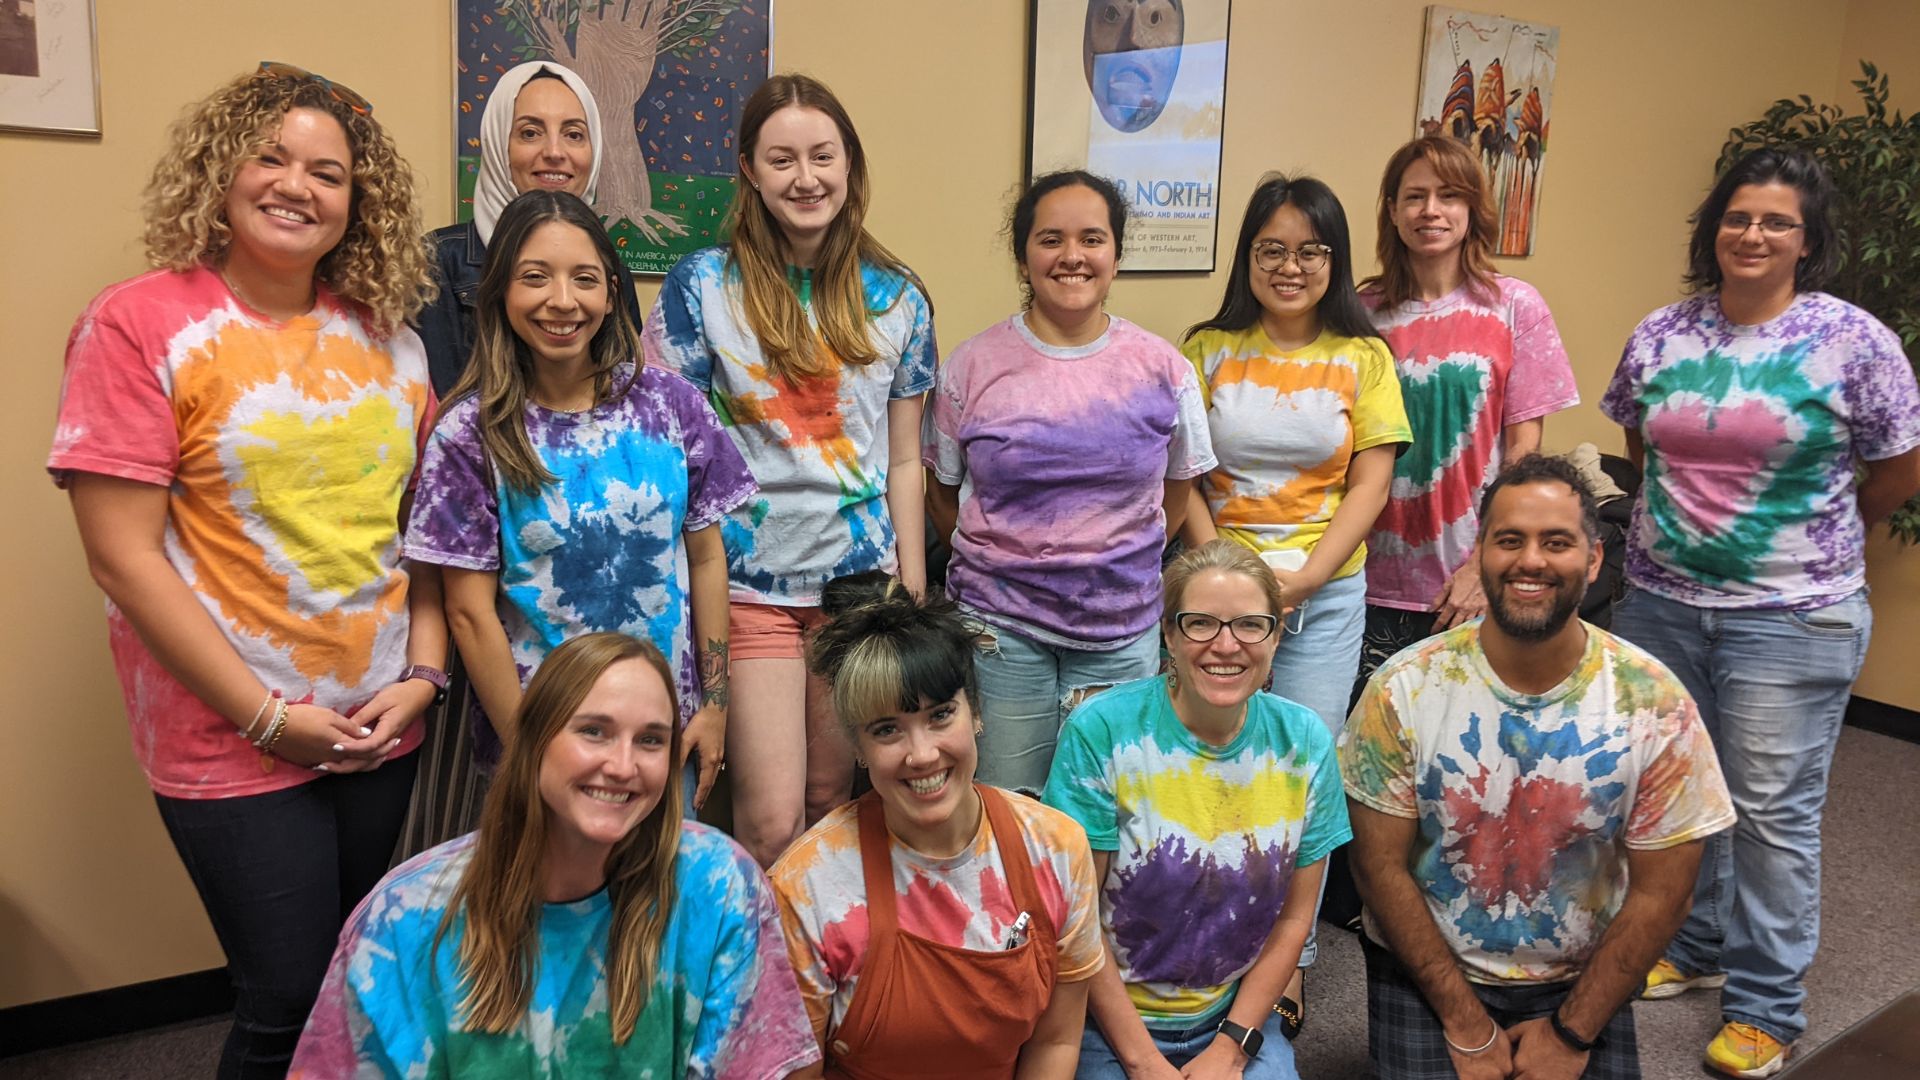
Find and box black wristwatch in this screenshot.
[1549,1010,1599,1053]
[1216,1018,1264,1060]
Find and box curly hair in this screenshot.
[142,68,435,334]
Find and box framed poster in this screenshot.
[0,0,101,137]
[1415,6,1559,255]
[454,1,772,275]
[1027,0,1231,273]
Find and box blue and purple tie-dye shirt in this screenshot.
[290,825,821,1079]
[924,315,1216,648]
[1042,676,1348,1024]
[404,362,756,762]
[1601,292,1920,609]
[643,247,938,606]
[1341,623,1735,985]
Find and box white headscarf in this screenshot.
[472,61,604,244]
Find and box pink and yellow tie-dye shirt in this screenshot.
[47,266,432,799]
[1601,292,1920,609]
[1341,622,1735,985]
[768,787,1103,1045]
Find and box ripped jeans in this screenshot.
[970,620,1162,795]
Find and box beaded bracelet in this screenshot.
[254,697,288,751]
[1444,1020,1502,1056]
[261,705,290,757]
[240,689,280,742]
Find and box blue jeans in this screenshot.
[1609,587,1871,1043]
[153,755,419,1080]
[1079,1007,1299,1079]
[1267,570,1365,968]
[971,620,1161,793]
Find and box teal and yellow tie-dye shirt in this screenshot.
[1340,623,1735,986]
[1042,676,1350,1026]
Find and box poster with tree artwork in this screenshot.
[1415,6,1558,256]
[455,1,771,275]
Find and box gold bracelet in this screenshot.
[256,698,289,752]
[241,690,279,742]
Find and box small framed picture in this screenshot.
[0,0,102,137]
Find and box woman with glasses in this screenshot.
[1356,136,1579,684]
[47,66,440,1078]
[1042,541,1350,1080]
[1177,173,1408,1039]
[1602,146,1920,1079]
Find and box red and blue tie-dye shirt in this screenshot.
[1601,292,1920,610]
[1043,677,1349,1025]
[1341,622,1735,985]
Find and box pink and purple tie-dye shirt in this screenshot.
[1341,623,1735,985]
[924,315,1216,648]
[291,824,820,1079]
[1361,277,1579,611]
[1601,292,1920,609]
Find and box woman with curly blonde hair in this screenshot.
[47,65,443,1078]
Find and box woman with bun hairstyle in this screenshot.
[48,65,442,1078]
[926,169,1216,794]
[769,574,1103,1079]
[293,632,820,1078]
[645,74,938,866]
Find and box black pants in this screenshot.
[153,755,417,1079]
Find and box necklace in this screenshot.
[219,265,314,322]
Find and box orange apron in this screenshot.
[823,785,1060,1080]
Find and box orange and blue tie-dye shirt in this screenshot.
[48,266,433,799]
[1181,326,1410,579]
[1340,622,1735,985]
[1043,677,1350,1026]
[768,787,1104,1046]
[643,248,937,606]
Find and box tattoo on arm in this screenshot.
[698,638,729,710]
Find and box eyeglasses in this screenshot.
[1172,612,1279,645]
[1719,213,1803,238]
[1252,242,1332,274]
[256,61,373,116]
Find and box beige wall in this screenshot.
[2,0,1912,1010]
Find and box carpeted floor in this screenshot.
[6,725,1915,1079]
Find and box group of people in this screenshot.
[45,53,1920,1080]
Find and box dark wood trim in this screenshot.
[1847,695,1920,745]
[0,967,229,1058]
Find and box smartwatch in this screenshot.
[1549,1010,1600,1053]
[1216,1018,1264,1060]
[401,665,450,706]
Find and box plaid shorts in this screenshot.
[1362,936,1640,1080]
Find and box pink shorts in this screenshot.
[729,602,829,661]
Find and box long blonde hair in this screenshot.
[440,632,684,1043]
[1361,135,1500,309]
[142,68,434,334]
[726,73,913,383]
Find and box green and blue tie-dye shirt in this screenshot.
[1042,676,1349,1025]
[290,824,820,1079]
[1341,623,1735,986]
[1602,292,1920,609]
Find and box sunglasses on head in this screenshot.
[255,61,373,116]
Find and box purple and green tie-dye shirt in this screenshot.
[924,315,1216,648]
[1601,292,1920,609]
[404,362,756,762]
[1042,676,1349,1024]
[290,824,821,1079]
[1341,623,1735,985]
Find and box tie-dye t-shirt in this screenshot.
[643,248,938,606]
[47,266,433,800]
[1600,292,1920,610]
[924,315,1216,647]
[1181,326,1411,579]
[768,787,1105,1044]
[1340,622,1735,985]
[1361,277,1579,611]
[290,824,820,1079]
[1042,677,1350,1025]
[403,362,755,762]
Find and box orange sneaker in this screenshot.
[1704,1022,1790,1078]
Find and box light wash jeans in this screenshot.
[971,620,1162,794]
[1266,570,1366,968]
[1078,1008,1299,1079]
[1610,586,1871,1043]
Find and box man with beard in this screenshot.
[1339,455,1734,1080]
